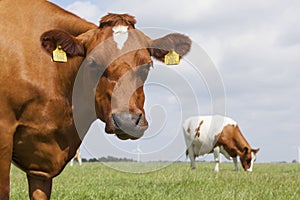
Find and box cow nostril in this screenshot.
[110,112,147,139]
[136,113,142,126]
[112,113,120,128]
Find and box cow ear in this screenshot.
[40,29,85,57]
[252,148,260,154]
[243,147,249,154]
[149,33,191,63]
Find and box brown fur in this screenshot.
[215,125,259,170]
[99,13,137,28]
[195,120,203,138]
[0,0,191,199]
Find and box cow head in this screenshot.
[40,13,191,140]
[240,147,260,172]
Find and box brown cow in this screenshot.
[183,115,259,171]
[0,0,191,199]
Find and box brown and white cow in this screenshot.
[0,0,191,199]
[183,115,259,172]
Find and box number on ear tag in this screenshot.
[164,50,180,65]
[52,45,67,63]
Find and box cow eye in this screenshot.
[88,59,99,70]
[142,63,152,72]
[247,159,251,163]
[84,58,103,80]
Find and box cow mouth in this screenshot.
[104,115,148,140]
[115,130,144,140]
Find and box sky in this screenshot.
[49,0,300,166]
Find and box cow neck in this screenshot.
[232,125,252,156]
[57,57,85,97]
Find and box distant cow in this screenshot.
[70,148,82,166]
[183,115,259,172]
[0,0,191,199]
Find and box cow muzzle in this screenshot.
[106,111,148,140]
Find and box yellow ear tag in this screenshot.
[164,50,180,65]
[52,45,67,63]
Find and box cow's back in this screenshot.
[0,0,96,76]
[0,0,97,107]
[0,0,96,38]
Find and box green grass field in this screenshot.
[10,162,300,200]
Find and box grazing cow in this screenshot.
[183,115,259,172]
[70,148,82,166]
[0,0,191,199]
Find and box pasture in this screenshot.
[10,162,299,200]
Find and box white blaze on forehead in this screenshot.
[247,152,256,172]
[112,25,128,50]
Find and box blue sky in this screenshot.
[49,0,300,165]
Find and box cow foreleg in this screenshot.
[213,146,220,172]
[0,123,14,200]
[70,158,74,166]
[78,155,82,166]
[0,145,12,200]
[233,157,239,171]
[27,174,52,200]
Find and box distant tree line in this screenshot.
[81,156,136,163]
[79,157,300,163]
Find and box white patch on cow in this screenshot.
[213,146,220,172]
[233,157,239,171]
[213,146,237,172]
[183,115,239,170]
[183,115,237,155]
[247,152,256,172]
[112,25,128,50]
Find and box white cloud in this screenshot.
[66,1,103,24]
